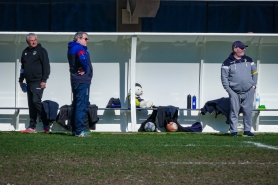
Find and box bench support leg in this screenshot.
[254,111,260,131]
[14,109,20,131]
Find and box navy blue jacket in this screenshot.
[157,106,179,128]
[67,42,93,84]
[42,100,59,121]
[138,107,202,132]
[201,97,232,124]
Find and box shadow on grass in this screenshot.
[210,133,231,136]
[0,131,72,137]
[47,132,72,136]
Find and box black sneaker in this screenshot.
[231,132,238,137]
[243,131,255,137]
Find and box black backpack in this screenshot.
[106,98,121,108]
[56,104,99,131]
[56,105,72,131]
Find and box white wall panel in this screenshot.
[136,63,199,108]
[0,63,15,107]
[43,63,71,106]
[91,63,121,108]
[202,63,228,105]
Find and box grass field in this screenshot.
[0,132,278,185]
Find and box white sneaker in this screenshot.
[76,131,91,137]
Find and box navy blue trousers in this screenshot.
[70,83,90,134]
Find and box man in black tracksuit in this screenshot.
[18,33,50,133]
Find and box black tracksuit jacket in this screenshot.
[19,43,50,84]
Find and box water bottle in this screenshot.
[192,95,196,109]
[22,83,27,93]
[255,93,260,109]
[187,94,191,109]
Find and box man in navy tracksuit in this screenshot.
[67,31,93,137]
[19,33,51,133]
[221,41,258,137]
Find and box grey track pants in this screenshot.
[229,88,255,133]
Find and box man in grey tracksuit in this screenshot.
[221,41,258,137]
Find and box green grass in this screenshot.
[0,132,278,184]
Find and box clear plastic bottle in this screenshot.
[255,93,260,109]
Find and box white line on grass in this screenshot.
[155,162,278,165]
[163,144,232,147]
[244,141,278,150]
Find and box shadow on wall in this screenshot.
[0,114,18,131]
[100,110,129,132]
[201,113,230,132]
[258,116,278,128]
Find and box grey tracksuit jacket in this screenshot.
[221,53,258,94]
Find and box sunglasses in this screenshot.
[80,37,89,41]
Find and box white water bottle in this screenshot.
[255,93,260,109]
